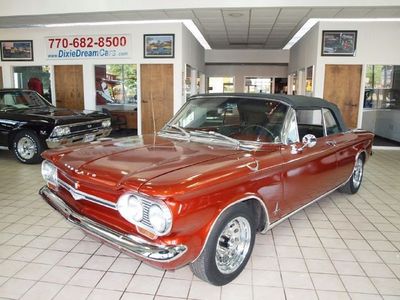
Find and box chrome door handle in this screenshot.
[326,140,336,146]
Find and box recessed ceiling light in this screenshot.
[228,13,244,18]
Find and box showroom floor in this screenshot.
[0,150,400,300]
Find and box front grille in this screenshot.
[58,179,117,210]
[59,176,156,232]
[70,122,103,133]
[141,199,153,227]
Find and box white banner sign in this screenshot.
[46,34,131,59]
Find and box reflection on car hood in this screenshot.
[43,134,247,190]
[9,106,108,125]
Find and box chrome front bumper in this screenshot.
[46,128,112,148]
[39,186,187,261]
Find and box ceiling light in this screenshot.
[228,13,244,18]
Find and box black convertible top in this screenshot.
[191,93,347,132]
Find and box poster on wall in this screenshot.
[321,31,357,56]
[45,34,131,60]
[144,34,175,58]
[0,40,33,61]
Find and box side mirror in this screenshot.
[290,134,317,154]
[302,134,317,148]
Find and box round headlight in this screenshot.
[149,204,168,234]
[118,195,143,222]
[41,160,58,186]
[53,126,70,137]
[63,126,71,135]
[102,119,111,128]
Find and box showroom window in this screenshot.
[208,77,234,93]
[362,65,400,146]
[13,66,52,102]
[95,64,137,110]
[364,65,399,109]
[244,76,272,93]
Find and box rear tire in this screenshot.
[190,203,256,286]
[12,130,44,164]
[339,154,364,194]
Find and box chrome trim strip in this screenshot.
[39,186,187,262]
[268,185,339,231]
[55,118,111,129]
[58,179,117,210]
[46,127,112,148]
[192,195,270,262]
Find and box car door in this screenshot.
[322,108,358,185]
[279,108,338,216]
[0,113,9,146]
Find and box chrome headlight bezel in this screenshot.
[117,194,144,222]
[117,192,172,236]
[102,119,111,128]
[51,125,71,137]
[41,160,58,186]
[148,204,172,235]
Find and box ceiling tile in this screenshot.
[335,8,373,17]
[364,8,400,17]
[250,8,280,18]
[193,9,222,18]
[278,8,310,18]
[164,9,196,19]
[136,11,169,19]
[307,8,342,18]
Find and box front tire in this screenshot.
[190,203,256,286]
[339,154,364,194]
[12,130,44,164]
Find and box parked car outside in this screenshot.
[0,89,111,163]
[39,93,374,285]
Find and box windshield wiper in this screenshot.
[190,130,240,147]
[163,124,191,139]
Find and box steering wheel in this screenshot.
[241,125,275,141]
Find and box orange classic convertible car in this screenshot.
[39,94,373,285]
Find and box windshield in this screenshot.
[163,96,288,144]
[0,90,52,110]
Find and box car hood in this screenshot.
[43,134,248,191]
[12,106,108,125]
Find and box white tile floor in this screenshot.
[1,149,400,299]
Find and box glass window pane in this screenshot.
[244,77,272,93]
[208,77,234,93]
[296,109,324,138]
[323,108,340,135]
[13,66,52,102]
[95,64,137,110]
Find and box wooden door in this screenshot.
[140,64,173,134]
[54,65,84,110]
[323,64,362,129]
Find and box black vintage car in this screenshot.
[0,89,112,164]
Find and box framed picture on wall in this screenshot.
[0,40,33,61]
[144,34,175,58]
[321,31,357,56]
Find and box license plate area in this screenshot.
[83,133,96,142]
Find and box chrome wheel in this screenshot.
[352,157,363,188]
[215,216,252,274]
[17,137,36,160]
